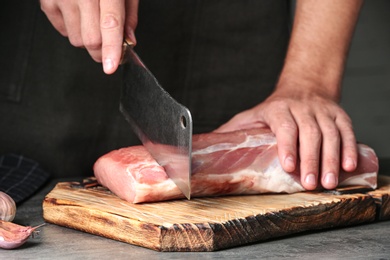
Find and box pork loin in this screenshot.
[93,128,378,203]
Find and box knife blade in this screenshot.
[120,41,192,199]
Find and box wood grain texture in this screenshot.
[42,176,390,252]
[368,176,390,220]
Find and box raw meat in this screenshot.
[93,128,378,203]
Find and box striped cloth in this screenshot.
[0,154,50,204]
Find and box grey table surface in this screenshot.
[3,178,390,260]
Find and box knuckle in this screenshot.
[324,157,339,168]
[40,0,54,13]
[303,157,320,172]
[344,115,353,126]
[57,26,68,37]
[68,35,83,48]
[342,143,358,159]
[270,99,289,110]
[343,142,357,151]
[323,124,340,139]
[280,144,296,157]
[101,42,118,52]
[101,14,121,30]
[305,157,319,166]
[280,122,297,132]
[84,37,102,51]
[337,110,354,126]
[305,124,321,140]
[89,53,102,63]
[343,121,354,135]
[344,128,355,140]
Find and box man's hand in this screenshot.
[215,84,358,191]
[40,0,139,74]
[215,0,363,191]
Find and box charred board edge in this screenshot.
[368,192,390,221]
[367,176,390,221]
[43,197,163,251]
[41,180,388,252]
[207,195,375,252]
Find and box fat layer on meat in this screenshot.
[93,128,378,203]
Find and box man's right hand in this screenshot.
[40,0,139,74]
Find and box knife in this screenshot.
[120,41,192,199]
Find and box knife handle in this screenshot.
[121,39,135,64]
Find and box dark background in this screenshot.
[0,0,389,178]
[340,0,390,172]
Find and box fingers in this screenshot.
[41,0,101,60]
[297,108,358,190]
[337,112,358,172]
[267,98,358,191]
[100,0,125,74]
[270,105,322,190]
[293,107,343,190]
[40,0,68,36]
[79,0,102,62]
[297,115,322,190]
[124,0,139,44]
[41,0,139,74]
[266,102,298,173]
[100,0,139,73]
[317,114,340,190]
[218,96,358,191]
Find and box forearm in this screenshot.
[277,0,363,101]
[217,0,363,190]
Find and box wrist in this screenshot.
[275,0,364,103]
[275,46,345,102]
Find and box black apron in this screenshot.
[0,0,290,178]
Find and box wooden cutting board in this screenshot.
[43,176,390,252]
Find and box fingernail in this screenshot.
[305,174,317,186]
[104,58,114,73]
[284,156,295,171]
[325,172,336,186]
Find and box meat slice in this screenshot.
[93,128,378,203]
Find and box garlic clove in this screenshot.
[0,220,44,249]
[0,192,16,222]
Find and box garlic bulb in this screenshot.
[0,191,16,222]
